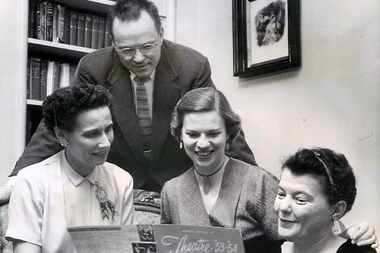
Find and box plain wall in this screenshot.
[0,0,28,185]
[176,0,380,231]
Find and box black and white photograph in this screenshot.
[233,0,301,77]
[0,0,379,252]
[248,0,288,65]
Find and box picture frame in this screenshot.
[233,0,301,77]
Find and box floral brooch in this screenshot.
[94,181,118,222]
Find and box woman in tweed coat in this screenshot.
[160,87,377,253]
[160,87,282,252]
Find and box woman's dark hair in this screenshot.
[43,84,112,133]
[170,87,242,145]
[282,148,357,214]
[110,0,162,35]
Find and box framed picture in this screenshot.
[233,0,301,77]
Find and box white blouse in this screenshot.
[6,151,134,252]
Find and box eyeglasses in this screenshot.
[113,40,161,58]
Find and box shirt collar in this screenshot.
[129,70,156,83]
[61,151,99,187]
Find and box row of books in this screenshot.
[27,57,77,101]
[29,1,112,49]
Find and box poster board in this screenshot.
[68,224,245,253]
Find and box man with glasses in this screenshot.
[6,0,256,194]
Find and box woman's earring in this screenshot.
[179,141,183,149]
[60,140,67,148]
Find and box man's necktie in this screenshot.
[134,77,152,152]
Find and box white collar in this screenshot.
[129,70,156,82]
[61,151,99,187]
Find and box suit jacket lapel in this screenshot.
[106,52,147,163]
[151,41,181,162]
[178,169,211,225]
[209,159,248,227]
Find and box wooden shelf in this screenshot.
[28,38,95,61]
[27,99,43,106]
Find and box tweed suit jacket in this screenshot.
[161,158,282,251]
[11,40,256,190]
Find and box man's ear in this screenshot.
[54,127,68,147]
[332,200,347,220]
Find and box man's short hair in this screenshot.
[111,0,162,34]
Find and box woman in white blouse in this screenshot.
[6,84,134,253]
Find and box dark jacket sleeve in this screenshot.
[10,121,61,176]
[226,130,257,166]
[193,56,215,89]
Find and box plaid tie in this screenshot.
[134,77,152,151]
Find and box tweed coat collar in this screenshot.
[178,158,249,227]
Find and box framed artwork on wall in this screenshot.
[233,0,301,78]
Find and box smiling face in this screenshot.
[112,11,163,79]
[61,106,114,176]
[274,168,334,243]
[181,110,228,175]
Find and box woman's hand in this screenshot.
[339,221,378,249]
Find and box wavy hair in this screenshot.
[282,147,357,214]
[170,87,242,145]
[43,84,112,133]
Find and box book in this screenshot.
[91,15,99,49]
[30,57,42,100]
[37,1,47,40]
[63,7,71,44]
[57,5,65,43]
[53,61,61,91]
[40,59,48,100]
[28,0,37,38]
[104,17,112,47]
[69,11,78,46]
[46,61,58,96]
[45,1,54,41]
[52,4,58,42]
[84,14,93,48]
[77,13,85,47]
[70,64,77,82]
[59,63,71,88]
[97,16,105,49]
[46,61,54,96]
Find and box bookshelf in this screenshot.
[25,0,175,144]
[28,38,94,60]
[25,0,116,143]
